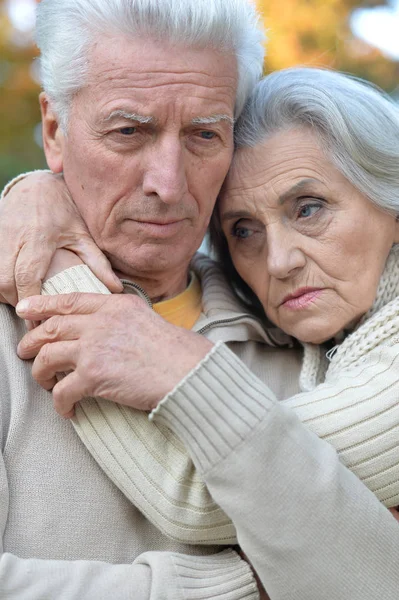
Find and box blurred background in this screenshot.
[1,0,398,190]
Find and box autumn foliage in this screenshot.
[0,0,398,188]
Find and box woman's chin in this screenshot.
[280,323,343,346]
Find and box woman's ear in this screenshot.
[39,92,64,173]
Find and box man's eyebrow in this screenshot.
[104,110,155,124]
[191,114,235,127]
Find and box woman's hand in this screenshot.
[0,171,122,306]
[16,292,213,418]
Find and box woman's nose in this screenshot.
[266,227,306,279]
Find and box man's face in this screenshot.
[50,35,237,284]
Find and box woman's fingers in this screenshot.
[52,371,86,418]
[18,314,84,359]
[16,292,109,321]
[69,237,123,293]
[31,340,78,390]
[15,239,56,302]
[0,248,19,307]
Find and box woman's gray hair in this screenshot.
[35,0,265,130]
[234,67,399,213]
[210,67,399,318]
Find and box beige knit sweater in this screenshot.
[152,247,399,599]
[0,254,301,600]
[1,251,399,598]
[41,248,399,550]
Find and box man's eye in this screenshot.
[119,127,137,135]
[199,131,216,140]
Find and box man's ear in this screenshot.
[40,92,64,173]
[394,215,399,244]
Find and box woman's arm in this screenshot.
[153,342,399,600]
[0,171,121,305]
[39,261,236,546]
[15,290,399,597]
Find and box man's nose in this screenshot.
[266,226,306,279]
[142,138,188,205]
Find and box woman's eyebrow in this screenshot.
[278,178,320,205]
[220,209,253,222]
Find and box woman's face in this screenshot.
[219,128,399,344]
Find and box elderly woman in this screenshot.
[210,66,399,511]
[2,67,399,598]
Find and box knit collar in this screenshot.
[300,244,399,392]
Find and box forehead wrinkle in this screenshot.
[92,64,236,89]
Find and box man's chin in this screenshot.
[105,244,194,279]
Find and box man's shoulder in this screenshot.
[0,303,26,348]
[0,303,28,393]
[0,304,28,445]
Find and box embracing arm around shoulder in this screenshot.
[13,287,399,598]
[0,171,121,305]
[153,342,399,600]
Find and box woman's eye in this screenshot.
[119,127,137,135]
[233,226,253,239]
[297,203,322,219]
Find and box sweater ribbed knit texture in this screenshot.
[42,245,399,553]
[2,171,399,598]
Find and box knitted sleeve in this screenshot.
[0,544,258,600]
[284,295,399,508]
[42,266,236,546]
[153,342,399,600]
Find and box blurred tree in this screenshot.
[0,0,398,189]
[0,0,44,190]
[256,0,399,91]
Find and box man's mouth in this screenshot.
[125,218,187,238]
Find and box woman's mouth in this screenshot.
[281,288,324,310]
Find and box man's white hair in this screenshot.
[234,67,399,213]
[36,0,265,130]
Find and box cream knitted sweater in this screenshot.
[39,255,300,546]
[1,252,399,598]
[40,248,399,552]
[0,253,300,600]
[152,246,399,599]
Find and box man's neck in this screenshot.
[113,268,191,303]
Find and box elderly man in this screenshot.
[1,1,399,599]
[0,0,273,598]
